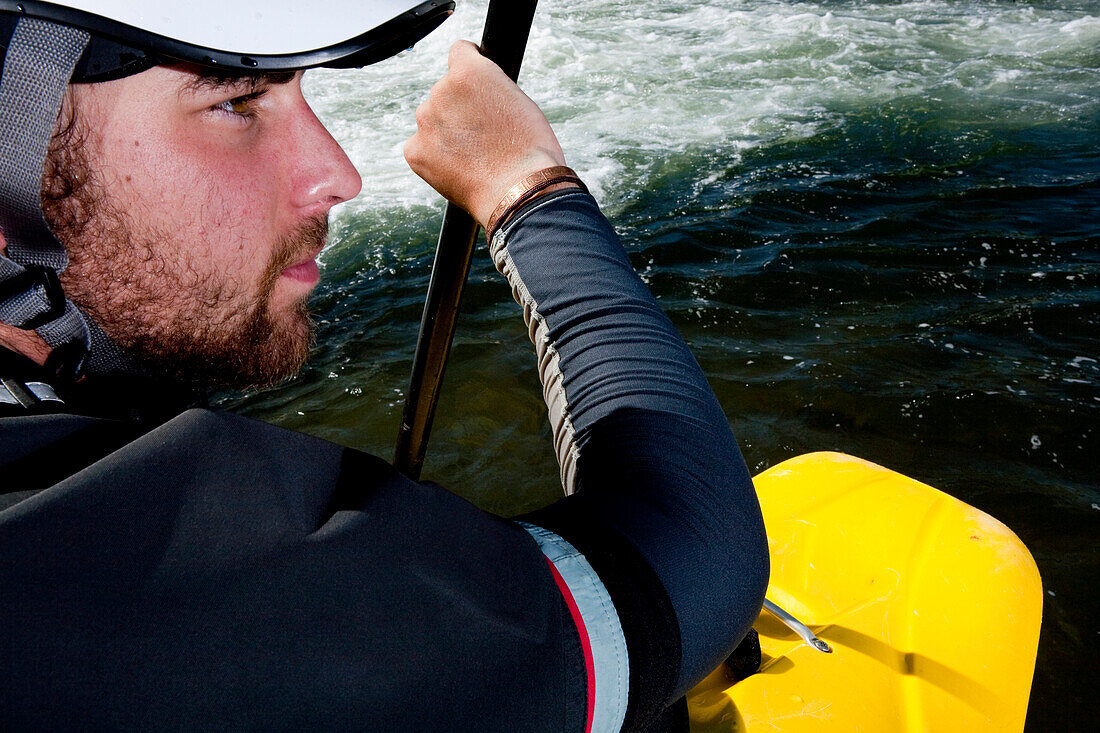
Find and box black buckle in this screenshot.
[0,264,67,330]
[43,337,87,385]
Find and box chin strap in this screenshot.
[1,17,135,380]
[0,17,92,377]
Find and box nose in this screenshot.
[288,99,363,214]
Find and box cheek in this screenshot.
[102,134,281,271]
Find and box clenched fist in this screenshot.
[404,41,567,228]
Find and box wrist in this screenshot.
[485,166,588,241]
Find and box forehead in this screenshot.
[71,64,300,103]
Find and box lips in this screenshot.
[275,217,327,286]
[281,249,322,284]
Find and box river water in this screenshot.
[219,1,1099,726]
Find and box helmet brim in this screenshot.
[1,0,454,74]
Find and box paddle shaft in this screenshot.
[394,0,540,479]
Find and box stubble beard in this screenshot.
[41,107,322,390]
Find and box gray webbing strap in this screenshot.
[0,18,91,357]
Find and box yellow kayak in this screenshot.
[686,452,1043,732]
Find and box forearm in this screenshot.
[497,190,769,707]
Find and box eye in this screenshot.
[214,92,261,120]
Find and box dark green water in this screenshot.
[220,1,1098,726]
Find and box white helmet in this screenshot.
[2,0,455,79]
[0,0,454,378]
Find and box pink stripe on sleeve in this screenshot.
[545,556,596,733]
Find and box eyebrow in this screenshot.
[182,70,298,96]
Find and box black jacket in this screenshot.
[2,193,768,731]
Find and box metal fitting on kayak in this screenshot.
[763,599,832,653]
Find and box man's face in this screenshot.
[42,65,362,387]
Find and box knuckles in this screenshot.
[402,140,422,173]
[414,100,431,129]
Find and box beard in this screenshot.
[41,109,323,390]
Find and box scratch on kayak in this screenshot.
[753,688,835,730]
[784,701,833,722]
[751,698,834,730]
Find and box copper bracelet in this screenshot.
[485,166,588,240]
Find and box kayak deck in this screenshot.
[686,452,1042,732]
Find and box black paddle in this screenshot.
[394,0,540,480]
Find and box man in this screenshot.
[1,2,768,730]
